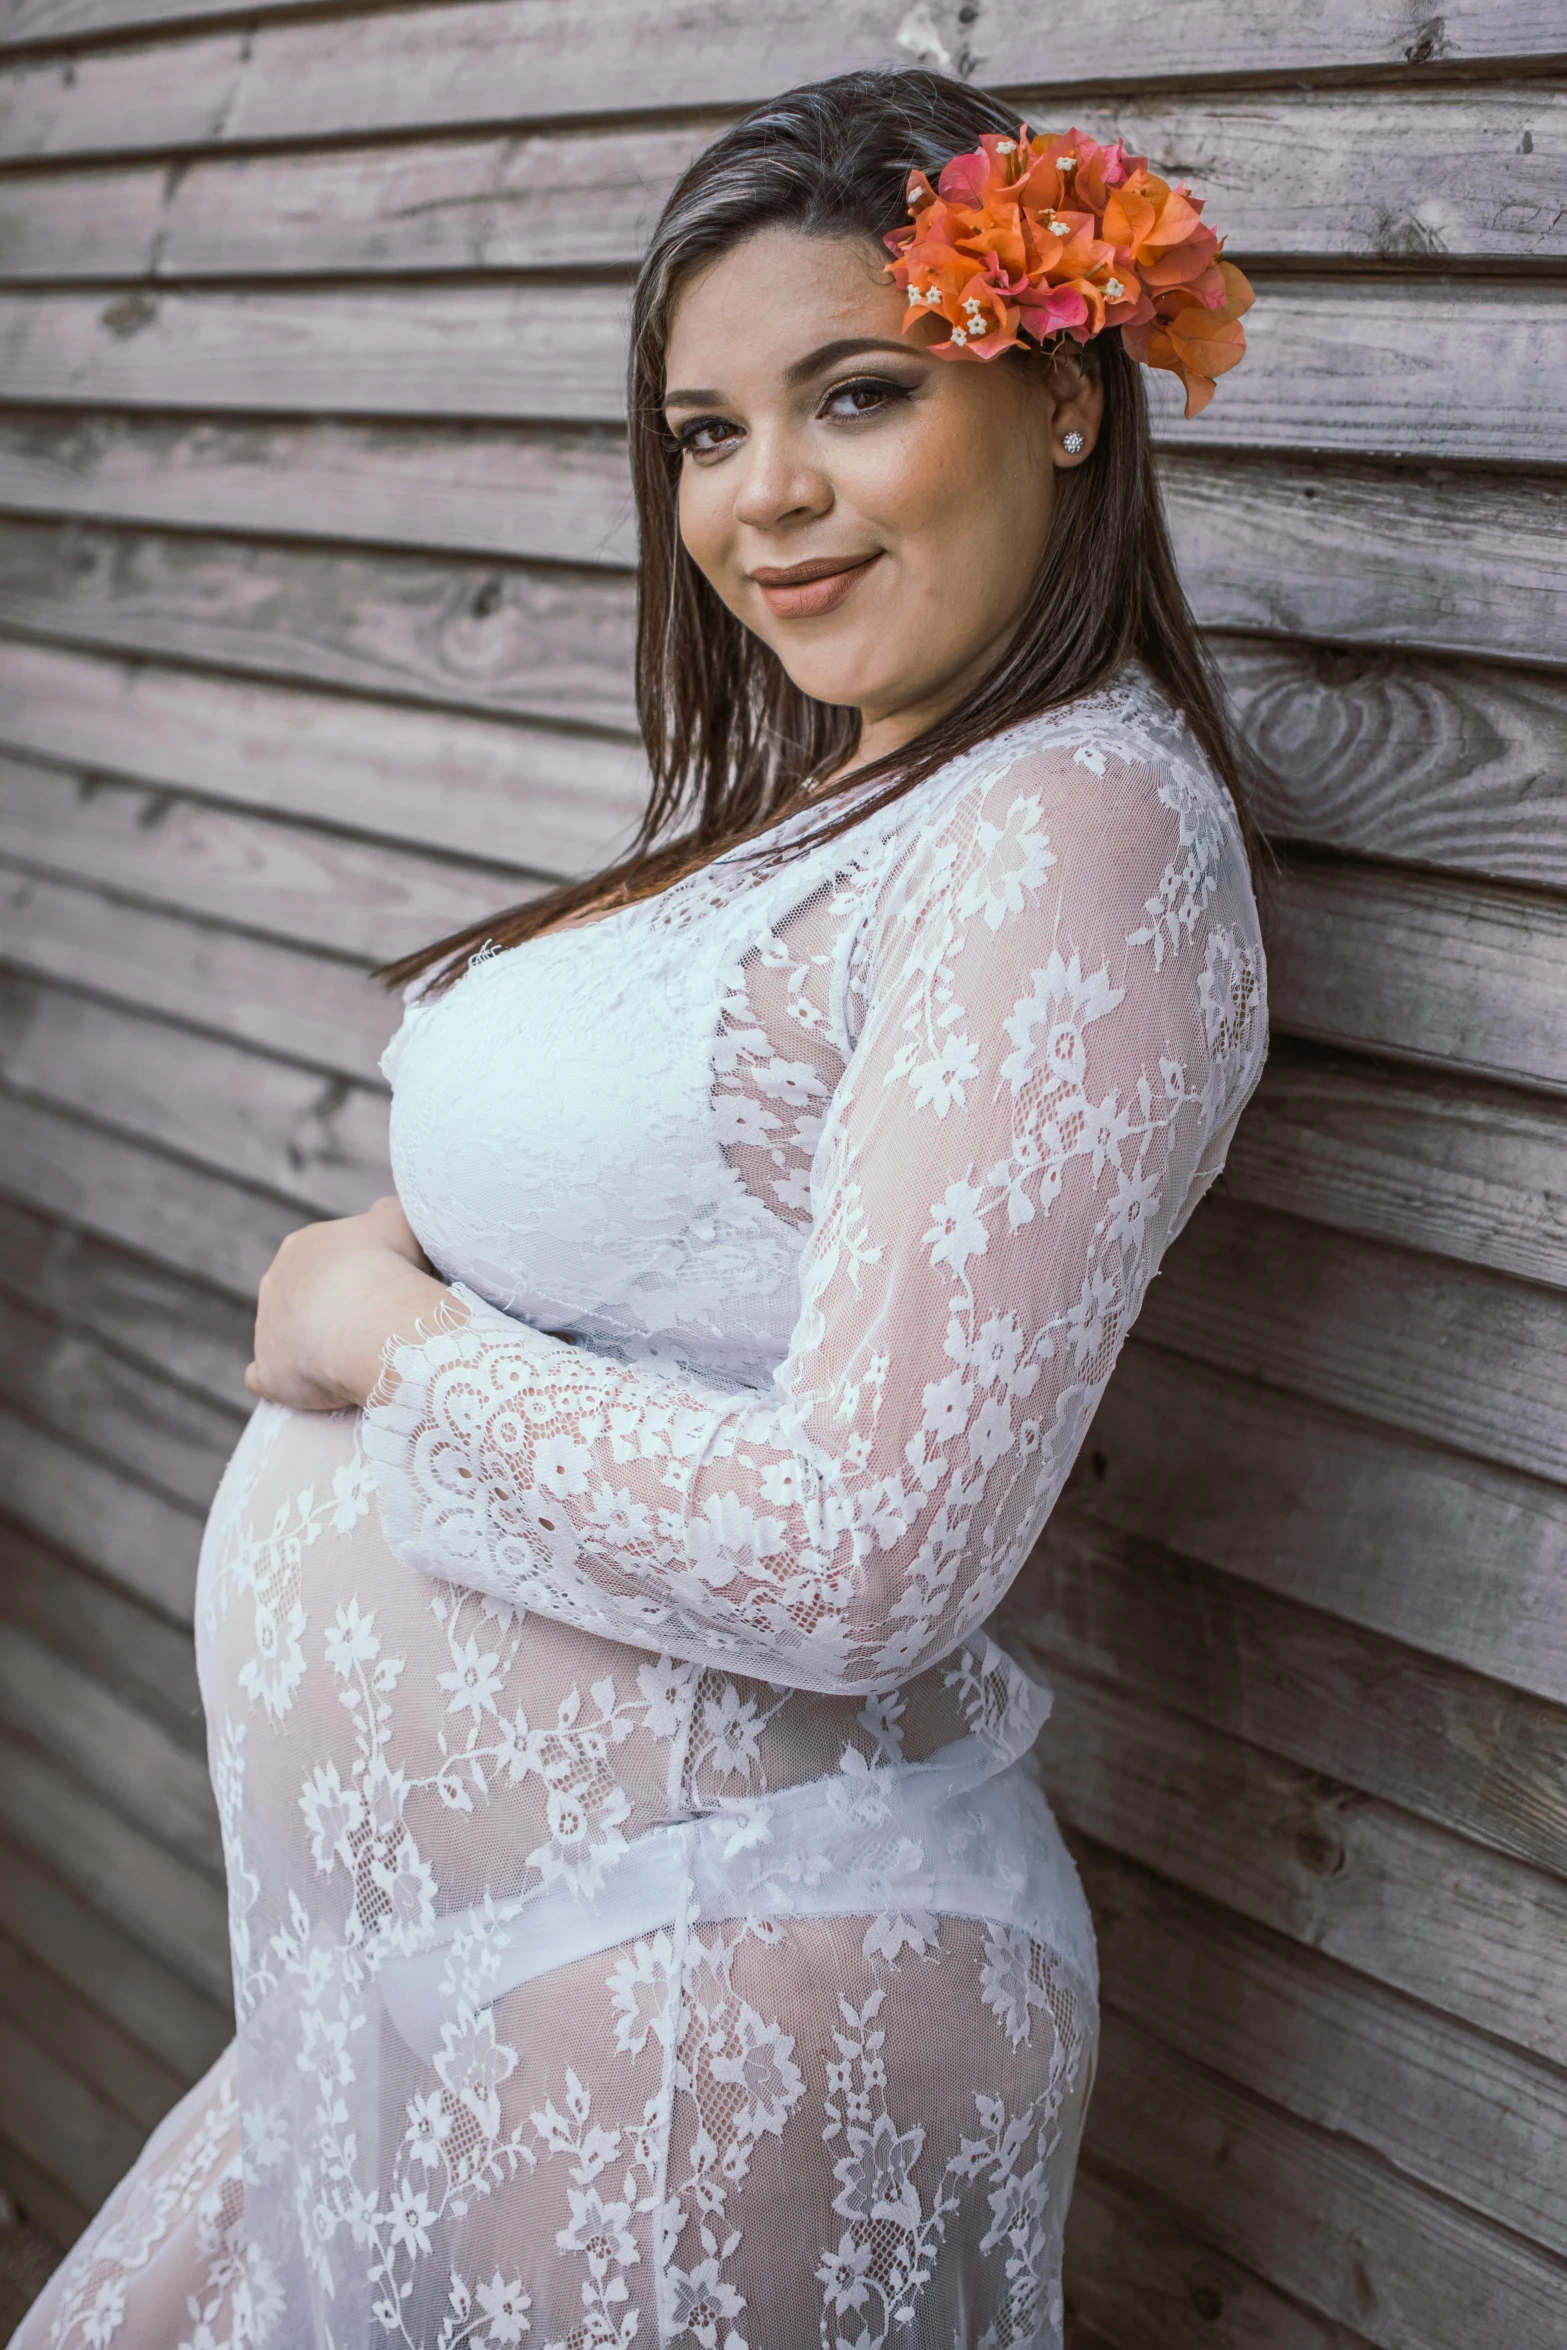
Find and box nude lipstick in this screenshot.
[749,553,882,619]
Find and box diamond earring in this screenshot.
[1061,430,1086,454]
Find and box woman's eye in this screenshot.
[821,377,913,422]
[676,417,742,460]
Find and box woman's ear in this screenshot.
[1046,352,1106,467]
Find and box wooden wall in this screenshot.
[0,1,1564,2336]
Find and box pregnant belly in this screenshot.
[193,1402,721,1940]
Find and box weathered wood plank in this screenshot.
[0,1281,238,1510]
[0,1726,229,1999]
[1066,2161,1375,2350]
[0,1927,187,2133]
[0,969,390,1212]
[0,1192,253,1409]
[0,2123,86,2251]
[1221,642,1567,889]
[1227,1041,1567,1293]
[0,751,526,963]
[0,515,641,731]
[0,2007,146,2215]
[3,88,1562,279]
[1077,1843,1567,2261]
[0,1831,230,2077]
[1038,1662,1567,2066]
[1,280,1558,462]
[1,859,399,1080]
[1007,1507,1567,1880]
[1169,459,1567,668]
[1087,2015,1567,2350]
[1273,856,1567,1095]
[0,1514,205,1748]
[0,1402,202,1617]
[1072,1338,1567,1705]
[0,637,645,876]
[0,1086,298,1301]
[0,1624,222,1873]
[0,410,639,568]
[1144,1195,1567,1489]
[2,0,1561,151]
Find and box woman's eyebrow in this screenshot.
[664,336,919,412]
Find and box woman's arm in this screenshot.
[259,747,1262,1692]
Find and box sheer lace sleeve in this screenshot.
[363,737,1264,1694]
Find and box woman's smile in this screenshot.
[749,550,884,618]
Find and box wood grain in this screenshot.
[1080,1843,1567,2260]
[0,1191,254,1410]
[3,88,1562,279]
[1071,1339,1567,1704]
[0,1401,203,1617]
[1040,1662,1567,2068]
[0,1725,229,1999]
[1144,1194,1567,1488]
[0,515,641,731]
[0,636,645,876]
[0,970,392,1214]
[1,859,401,1081]
[0,749,528,962]
[1066,2162,1376,2350]
[1087,2015,1567,2350]
[0,1280,238,1511]
[0,2006,148,2215]
[0,1927,187,2134]
[1273,855,1567,1095]
[0,1514,206,1749]
[2,279,1559,462]
[1226,1040,1567,1292]
[0,1085,300,1300]
[0,1830,230,2077]
[2,0,1561,150]
[1218,641,1567,888]
[1007,1507,1567,1879]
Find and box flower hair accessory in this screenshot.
[884,126,1254,417]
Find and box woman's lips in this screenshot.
[750,553,882,619]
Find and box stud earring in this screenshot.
[1061,430,1086,454]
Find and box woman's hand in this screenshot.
[245,1195,459,1411]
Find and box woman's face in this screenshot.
[664,225,1104,764]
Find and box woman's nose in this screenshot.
[732,429,833,532]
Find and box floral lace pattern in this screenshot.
[16,673,1263,2350]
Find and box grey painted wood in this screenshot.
[0,1400,203,1617]
[0,971,391,1215]
[1087,2016,1567,2350]
[1066,2163,1376,2350]
[2,859,400,1081]
[0,1829,230,2078]
[1072,1339,1567,1705]
[0,636,643,876]
[1039,1663,1567,2069]
[1079,1843,1567,2259]
[1007,1507,1567,1879]
[2,0,1560,150]
[0,1927,186,2133]
[0,2008,147,2214]
[2,280,1560,463]
[0,1726,229,1997]
[0,1515,206,1747]
[0,1084,299,1300]
[1221,644,1567,889]
[0,751,526,963]
[1273,856,1567,1095]
[3,88,1562,281]
[0,515,642,732]
[1226,1042,1567,1293]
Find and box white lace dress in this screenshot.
[15,672,1265,2350]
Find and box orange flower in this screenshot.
[884,124,1252,416]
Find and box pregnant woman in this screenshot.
[18,65,1265,2350]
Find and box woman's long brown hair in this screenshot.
[382,66,1258,995]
